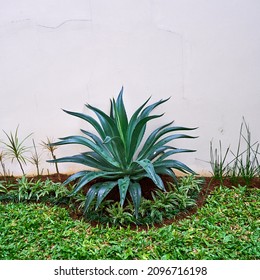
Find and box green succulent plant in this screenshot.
[49,88,197,217]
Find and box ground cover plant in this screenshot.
[0,174,202,226]
[49,88,197,219]
[0,183,259,260]
[0,176,69,204]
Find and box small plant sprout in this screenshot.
[2,126,32,176]
[29,139,42,177]
[42,137,61,180]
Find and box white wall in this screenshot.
[0,0,260,176]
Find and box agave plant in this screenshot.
[49,88,197,217]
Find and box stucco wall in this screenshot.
[0,0,260,176]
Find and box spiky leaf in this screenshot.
[118,176,130,206]
[128,182,141,218]
[95,181,118,210]
[135,159,165,191]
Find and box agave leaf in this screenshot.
[84,104,127,165]
[127,98,169,156]
[138,122,173,158]
[139,124,196,159]
[140,97,170,118]
[125,97,151,147]
[80,129,104,146]
[144,146,170,161]
[71,171,111,195]
[127,114,164,162]
[157,125,198,139]
[154,159,196,174]
[128,96,151,126]
[108,98,113,118]
[128,181,141,218]
[81,130,120,163]
[86,103,118,137]
[152,148,196,162]
[155,167,178,183]
[48,153,115,171]
[95,181,118,210]
[135,159,165,191]
[63,170,88,186]
[103,136,127,167]
[114,87,128,144]
[83,183,102,214]
[51,135,120,168]
[118,176,130,206]
[142,134,197,160]
[83,151,122,170]
[63,109,106,140]
[125,98,171,161]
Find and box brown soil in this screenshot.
[1,173,259,230]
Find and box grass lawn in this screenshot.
[0,185,259,260]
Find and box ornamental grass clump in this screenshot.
[49,88,197,218]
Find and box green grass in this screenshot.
[0,185,259,260]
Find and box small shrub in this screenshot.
[1,126,32,176]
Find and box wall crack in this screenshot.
[37,19,92,29]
